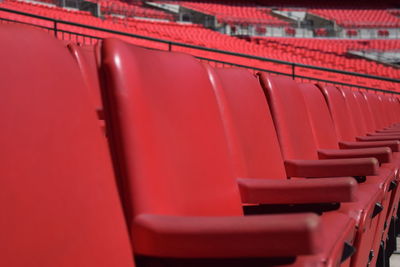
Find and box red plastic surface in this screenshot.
[258,74,318,160]
[238,178,357,204]
[100,38,324,258]
[285,158,379,178]
[318,147,392,164]
[339,140,400,152]
[0,24,135,267]
[132,213,323,258]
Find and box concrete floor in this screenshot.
[390,238,400,266]
[391,254,400,266]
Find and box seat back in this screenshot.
[375,94,391,127]
[391,97,400,122]
[337,88,369,137]
[390,96,400,122]
[353,91,377,132]
[318,85,358,142]
[68,44,106,132]
[0,25,135,267]
[206,67,287,179]
[258,74,318,160]
[68,44,103,113]
[297,83,340,149]
[362,92,385,129]
[378,94,395,126]
[100,39,243,222]
[383,95,397,124]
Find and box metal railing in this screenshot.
[0,6,399,94]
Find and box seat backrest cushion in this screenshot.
[207,67,287,179]
[0,25,135,267]
[101,39,243,220]
[259,74,318,160]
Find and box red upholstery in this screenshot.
[100,38,323,259]
[0,24,135,267]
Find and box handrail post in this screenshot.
[54,20,57,37]
[168,42,172,51]
[292,64,295,79]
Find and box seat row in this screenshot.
[252,37,400,81]
[1,24,400,267]
[174,0,289,25]
[2,1,399,90]
[308,9,400,28]
[99,0,174,20]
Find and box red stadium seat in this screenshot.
[98,38,341,264]
[1,12,400,266]
[317,86,400,145]
[206,66,359,266]
[0,24,135,267]
[341,90,400,137]
[299,83,400,266]
[258,74,392,267]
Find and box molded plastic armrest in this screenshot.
[237,178,357,204]
[132,213,322,258]
[356,135,400,142]
[317,147,392,164]
[284,158,379,178]
[376,129,400,134]
[339,140,400,152]
[368,132,400,136]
